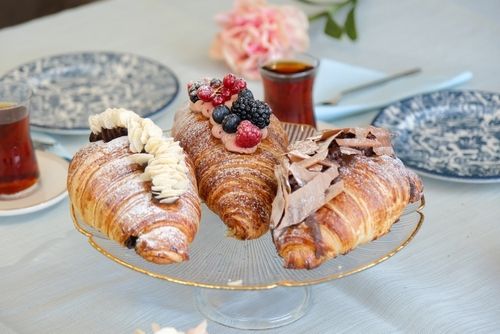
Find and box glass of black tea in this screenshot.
[0,82,40,199]
[260,54,319,128]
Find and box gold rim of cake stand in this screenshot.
[70,197,425,291]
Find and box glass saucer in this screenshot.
[0,150,68,216]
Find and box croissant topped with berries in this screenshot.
[271,127,423,269]
[172,74,288,239]
[68,109,201,264]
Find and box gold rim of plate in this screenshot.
[70,122,426,290]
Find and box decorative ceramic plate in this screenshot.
[372,90,500,183]
[71,123,425,290]
[0,151,68,216]
[0,52,179,134]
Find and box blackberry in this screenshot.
[252,100,271,129]
[231,97,271,129]
[231,96,254,121]
[238,89,253,100]
[212,105,230,124]
[222,114,241,133]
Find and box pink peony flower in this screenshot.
[210,0,309,80]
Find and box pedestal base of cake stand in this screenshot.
[194,286,312,330]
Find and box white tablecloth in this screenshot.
[1,0,500,333]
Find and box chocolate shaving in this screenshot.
[271,125,396,234]
[288,150,312,163]
[273,167,339,234]
[270,164,290,228]
[288,140,319,155]
[335,138,383,148]
[296,147,328,169]
[289,163,318,186]
[339,147,363,155]
[308,164,323,172]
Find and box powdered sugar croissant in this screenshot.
[172,76,289,239]
[271,127,423,269]
[172,106,287,239]
[68,109,201,264]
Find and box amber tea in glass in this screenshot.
[260,54,319,127]
[0,83,39,199]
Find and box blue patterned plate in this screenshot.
[372,90,500,183]
[0,52,179,134]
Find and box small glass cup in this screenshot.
[0,82,40,199]
[260,54,319,128]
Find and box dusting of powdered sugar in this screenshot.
[172,106,288,237]
[137,226,186,253]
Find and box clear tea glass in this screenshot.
[0,82,40,199]
[260,54,319,128]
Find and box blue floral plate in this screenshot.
[372,90,500,183]
[0,52,179,135]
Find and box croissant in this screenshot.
[271,127,423,269]
[68,109,201,264]
[172,105,288,240]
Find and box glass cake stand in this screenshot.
[70,123,425,330]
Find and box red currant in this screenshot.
[212,94,225,106]
[220,87,232,101]
[223,73,236,88]
[197,85,213,102]
[234,78,247,91]
[231,78,247,94]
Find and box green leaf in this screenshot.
[308,11,329,22]
[296,0,342,6]
[344,7,357,40]
[324,13,343,39]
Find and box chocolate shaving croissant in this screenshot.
[272,127,423,269]
[68,132,201,265]
[172,107,288,239]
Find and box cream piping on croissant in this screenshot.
[68,109,201,264]
[271,126,423,269]
[88,108,189,204]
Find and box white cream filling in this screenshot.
[89,108,189,203]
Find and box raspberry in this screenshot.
[223,73,236,88]
[235,120,262,148]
